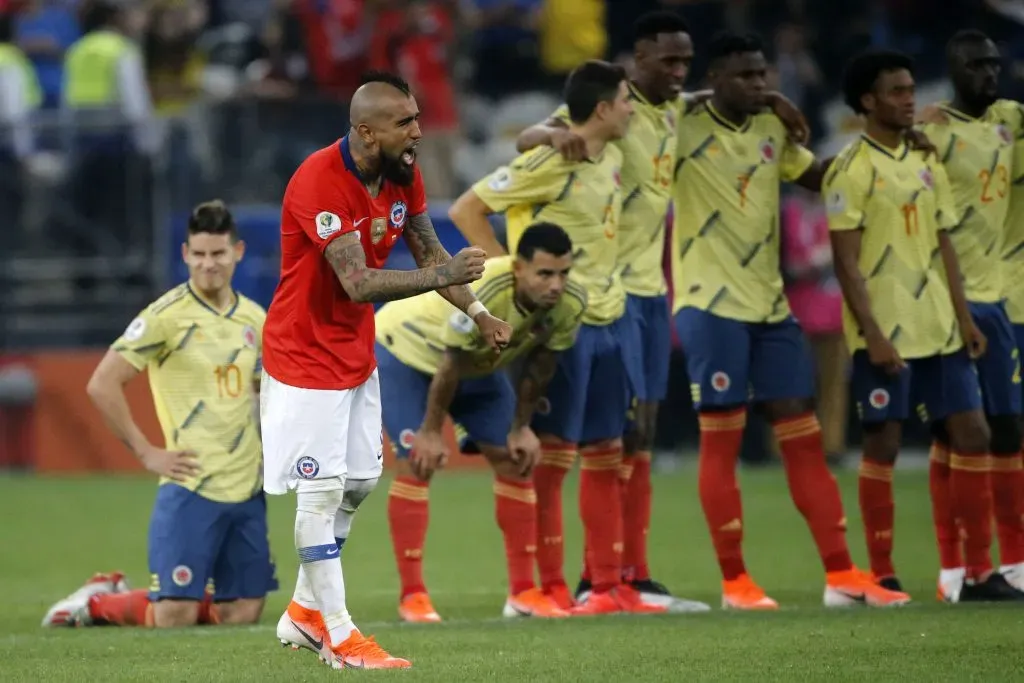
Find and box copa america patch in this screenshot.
[171,565,193,587]
[123,317,146,342]
[296,456,320,479]
[389,201,407,229]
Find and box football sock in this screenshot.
[858,457,895,578]
[295,488,354,646]
[697,408,747,581]
[991,451,1024,566]
[949,451,994,579]
[88,589,152,626]
[494,476,538,595]
[623,451,653,582]
[387,476,430,599]
[928,442,961,569]
[773,413,853,573]
[579,443,624,593]
[534,442,575,591]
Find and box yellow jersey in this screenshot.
[552,85,685,297]
[823,136,962,359]
[921,103,1016,303]
[113,282,265,503]
[375,256,586,377]
[671,103,814,322]
[473,145,625,326]
[992,99,1024,323]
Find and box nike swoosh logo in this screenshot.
[354,217,369,227]
[327,547,339,556]
[290,620,323,650]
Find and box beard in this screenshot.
[380,148,417,186]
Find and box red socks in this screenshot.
[533,443,575,591]
[858,457,895,578]
[579,443,624,593]
[949,452,994,579]
[773,413,853,573]
[929,442,962,569]
[697,409,747,581]
[623,451,652,581]
[88,589,152,626]
[991,452,1024,566]
[387,476,430,599]
[493,477,538,595]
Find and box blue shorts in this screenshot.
[674,307,815,409]
[376,343,515,456]
[851,348,982,424]
[970,301,1022,416]
[622,294,672,403]
[532,318,634,444]
[148,484,278,602]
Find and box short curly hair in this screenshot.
[842,49,914,115]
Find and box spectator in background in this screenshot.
[14,0,80,108]
[292,0,370,100]
[538,0,606,90]
[145,0,207,116]
[467,0,543,100]
[780,187,848,462]
[773,21,823,137]
[370,0,458,199]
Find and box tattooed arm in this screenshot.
[404,212,480,313]
[513,346,559,429]
[324,231,478,303]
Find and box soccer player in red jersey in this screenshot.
[260,72,511,670]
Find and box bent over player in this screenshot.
[450,61,664,615]
[43,201,277,629]
[918,31,1024,600]
[827,50,1020,602]
[671,32,909,609]
[380,223,583,622]
[260,72,511,670]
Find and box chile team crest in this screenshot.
[389,201,407,229]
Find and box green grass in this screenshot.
[2,467,1024,681]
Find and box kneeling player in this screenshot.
[380,223,582,621]
[829,50,1021,601]
[42,201,277,628]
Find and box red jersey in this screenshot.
[263,136,427,390]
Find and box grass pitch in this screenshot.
[2,467,1023,681]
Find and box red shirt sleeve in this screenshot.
[407,166,428,216]
[285,167,357,253]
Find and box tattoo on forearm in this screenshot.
[514,347,558,428]
[406,213,478,311]
[324,233,452,303]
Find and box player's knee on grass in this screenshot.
[214,598,264,625]
[946,410,992,455]
[861,421,901,465]
[987,414,1022,456]
[151,599,201,628]
[761,397,815,423]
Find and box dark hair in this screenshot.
[633,11,689,44]
[706,31,763,68]
[360,70,411,96]
[564,60,627,124]
[842,49,914,114]
[80,0,120,34]
[946,29,993,66]
[516,222,573,260]
[187,200,238,241]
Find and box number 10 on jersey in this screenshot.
[215,363,243,398]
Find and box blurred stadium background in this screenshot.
[6,0,1017,475]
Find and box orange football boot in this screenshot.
[324,631,412,669]
[721,575,779,610]
[277,601,331,659]
[823,568,911,607]
[398,592,441,623]
[502,587,570,618]
[544,584,576,611]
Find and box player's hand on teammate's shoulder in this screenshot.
[475,313,512,353]
[963,320,988,359]
[904,129,938,159]
[865,333,907,376]
[410,429,448,479]
[766,91,810,145]
[444,247,487,285]
[549,128,589,162]
[507,426,542,477]
[139,445,200,482]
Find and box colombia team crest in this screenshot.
[241,325,257,349]
[759,138,776,163]
[919,168,934,190]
